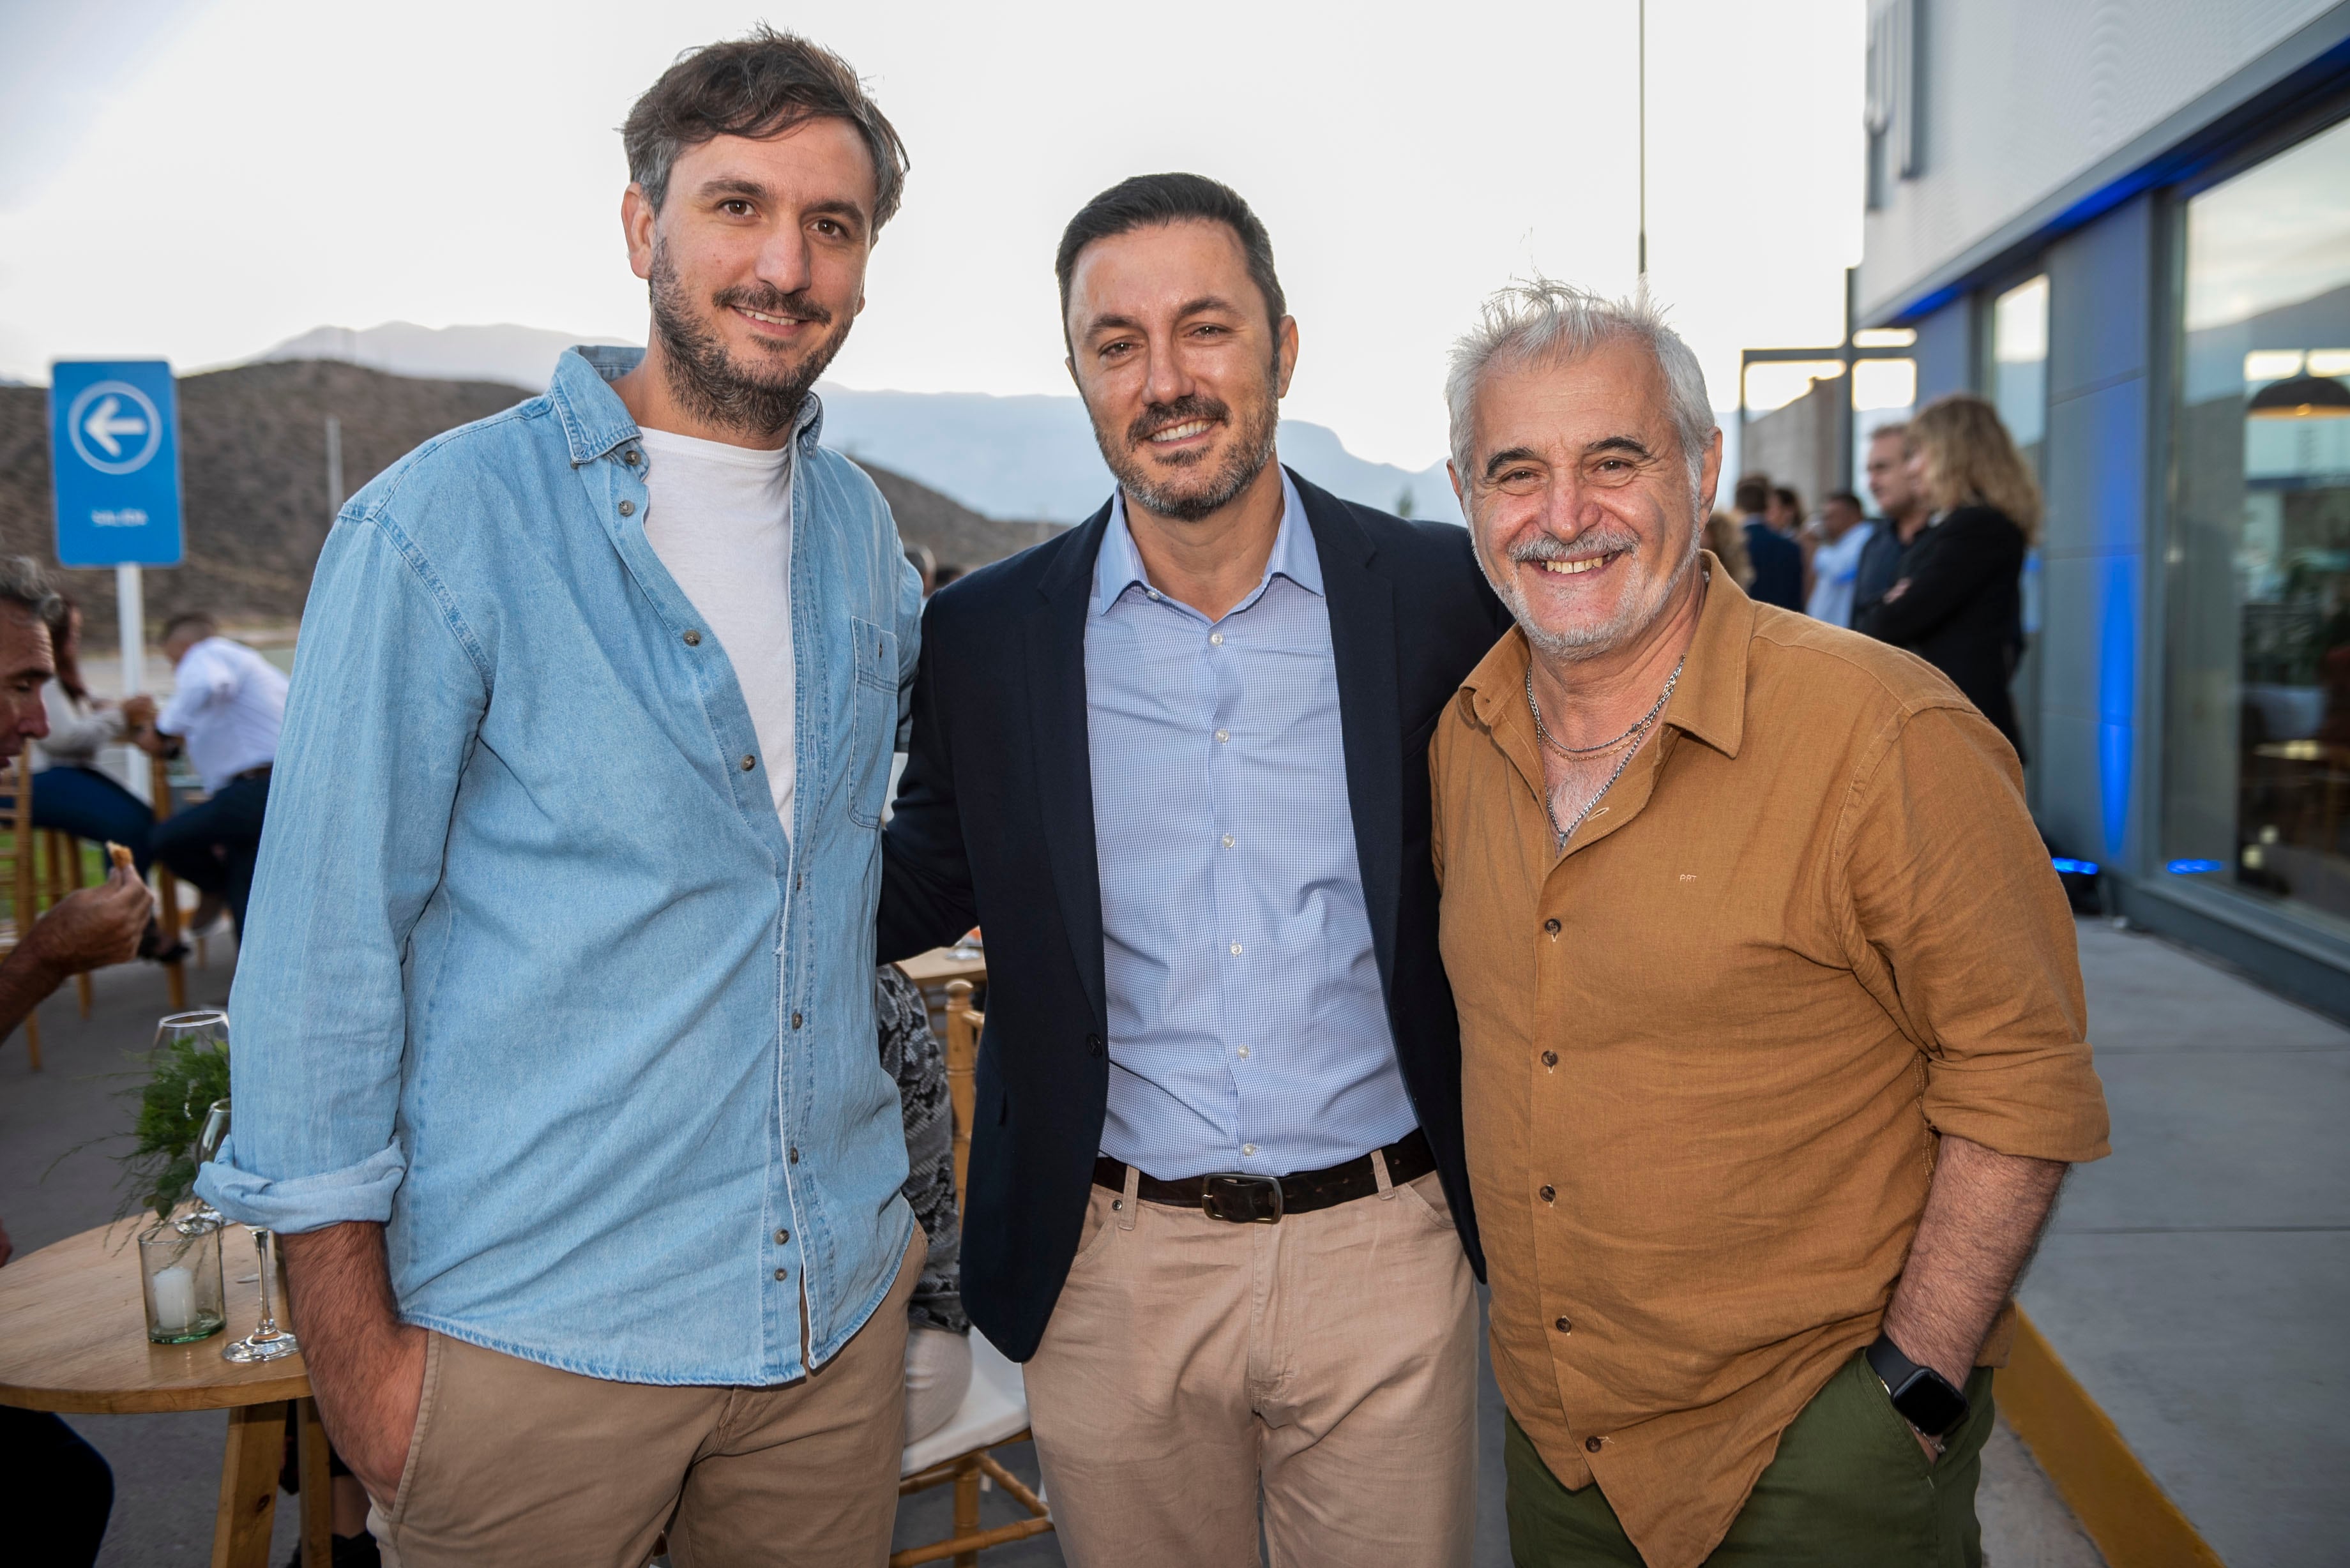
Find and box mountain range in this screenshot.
[255,322,1466,524]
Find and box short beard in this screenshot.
[1475,506,1704,665]
[647,239,851,441]
[1092,359,1281,524]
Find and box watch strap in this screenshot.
[1865,1332,1970,1438]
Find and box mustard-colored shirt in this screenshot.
[1431,561,2110,1568]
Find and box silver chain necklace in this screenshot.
[1526,654,1685,848]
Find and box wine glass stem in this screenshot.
[254,1229,280,1336]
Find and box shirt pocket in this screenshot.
[848,616,899,828]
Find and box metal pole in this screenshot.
[1637,0,1648,283]
[324,414,344,520]
[116,562,149,805]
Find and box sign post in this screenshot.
[49,359,185,801]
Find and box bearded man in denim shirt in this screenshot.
[195,30,927,1567]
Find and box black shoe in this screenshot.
[282,1530,383,1568]
[137,919,190,965]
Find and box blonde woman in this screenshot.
[1856,393,2040,757]
[1703,510,1755,591]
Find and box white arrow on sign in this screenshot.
[81,395,148,458]
[63,379,165,476]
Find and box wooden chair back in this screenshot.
[943,979,983,1207]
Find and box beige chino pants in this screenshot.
[1024,1156,1478,1568]
[372,1230,922,1568]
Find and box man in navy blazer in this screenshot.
[879,174,1511,1565]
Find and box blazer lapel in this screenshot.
[1294,471,1404,989]
[1026,502,1112,1026]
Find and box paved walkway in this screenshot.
[2019,919,2350,1567]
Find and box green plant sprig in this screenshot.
[116,1035,231,1223]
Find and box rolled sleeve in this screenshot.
[192,507,489,1233]
[1842,702,2112,1163]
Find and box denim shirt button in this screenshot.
[618,499,635,516]
[792,1011,803,1029]
[741,755,757,771]
[683,629,702,647]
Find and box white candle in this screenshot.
[151,1264,198,1334]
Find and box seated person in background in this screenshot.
[876,965,973,1445]
[29,595,154,875]
[123,611,287,938]
[0,555,155,1568]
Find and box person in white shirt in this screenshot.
[27,596,156,875]
[125,611,289,937]
[1803,490,1878,628]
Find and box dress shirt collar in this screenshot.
[1091,466,1322,618]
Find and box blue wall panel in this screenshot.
[1912,296,1975,405]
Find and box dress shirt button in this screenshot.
[775,1267,789,1281]
[1555,1316,1572,1333]
[1229,942,1243,956]
[1148,589,1162,601]
[1209,631,1224,645]
[742,754,757,771]
[683,629,702,646]
[1215,729,1230,744]
[1544,918,1561,935]
[618,499,635,516]
[1242,1143,1257,1156]
[792,1012,803,1029]
[1584,1436,1603,1454]
[1236,1045,1250,1060]
[1542,1050,1559,1067]
[1539,1184,1556,1203]
[624,449,641,465]
[1222,833,1235,849]
[775,1228,791,1244]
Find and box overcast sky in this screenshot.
[0,0,1865,469]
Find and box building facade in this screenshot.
[1859,0,2350,1014]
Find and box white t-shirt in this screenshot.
[637,428,797,831]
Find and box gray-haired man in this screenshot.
[1431,282,2107,1565]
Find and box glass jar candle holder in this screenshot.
[139,1212,226,1344]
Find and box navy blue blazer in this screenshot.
[878,469,1513,1361]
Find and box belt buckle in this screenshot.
[1200,1173,1285,1224]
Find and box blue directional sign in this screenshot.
[49,359,185,568]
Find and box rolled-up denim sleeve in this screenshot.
[195,506,489,1232]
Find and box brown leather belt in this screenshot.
[1093,1127,1437,1224]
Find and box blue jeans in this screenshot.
[22,765,155,874]
[151,773,269,935]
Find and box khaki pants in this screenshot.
[1024,1157,1478,1568]
[373,1232,922,1568]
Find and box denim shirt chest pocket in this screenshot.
[847,616,898,828]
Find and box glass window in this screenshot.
[2165,114,2350,931]
[1989,276,2050,788]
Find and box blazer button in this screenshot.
[1584,1435,1603,1454]
[1086,1033,1104,1058]
[1541,1050,1559,1068]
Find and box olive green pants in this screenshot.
[1506,1353,1997,1567]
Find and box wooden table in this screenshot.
[0,1221,332,1568]
[894,946,986,990]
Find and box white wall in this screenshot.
[1858,0,2339,320]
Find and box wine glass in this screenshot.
[205,1098,301,1364]
[192,1098,231,1228]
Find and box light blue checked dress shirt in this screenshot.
[1086,471,1417,1180]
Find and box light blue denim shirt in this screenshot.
[197,347,924,1386]
[1085,472,1416,1180]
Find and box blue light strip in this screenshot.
[2052,857,2100,876]
[2166,859,2226,875]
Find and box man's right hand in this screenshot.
[23,866,151,978]
[278,1223,431,1505]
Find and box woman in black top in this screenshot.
[1856,393,2038,759]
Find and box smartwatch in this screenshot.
[1865,1334,1971,1439]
